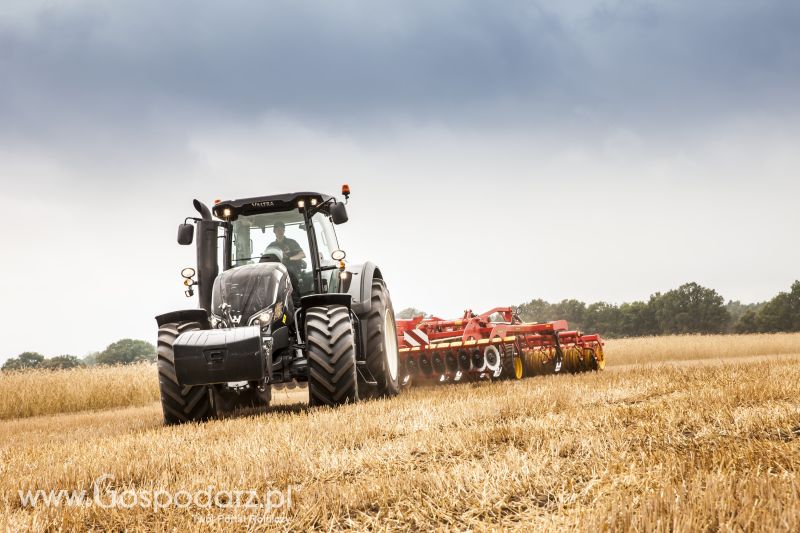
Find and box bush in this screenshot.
[96,339,156,366]
[2,352,45,372]
[41,355,85,370]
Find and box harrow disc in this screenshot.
[470,348,486,371]
[484,345,501,374]
[406,356,418,376]
[419,353,433,376]
[457,348,471,371]
[445,351,459,373]
[432,352,446,374]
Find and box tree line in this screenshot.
[398,281,800,338]
[5,280,799,371]
[2,339,156,372]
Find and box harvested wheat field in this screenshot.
[1,335,799,531]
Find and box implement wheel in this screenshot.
[513,354,524,380]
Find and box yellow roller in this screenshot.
[563,346,582,373]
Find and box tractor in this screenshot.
[155,186,401,424]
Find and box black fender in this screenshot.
[344,261,383,317]
[155,309,210,329]
[342,262,386,366]
[300,293,352,311]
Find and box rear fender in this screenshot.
[344,262,383,317]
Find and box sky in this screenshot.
[1,0,799,360]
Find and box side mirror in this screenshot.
[177,223,194,245]
[331,203,348,225]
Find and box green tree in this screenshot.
[583,302,622,337]
[516,299,553,323]
[650,282,730,334]
[96,339,156,365]
[2,352,45,371]
[733,310,760,333]
[551,299,587,329]
[618,301,659,337]
[756,281,800,332]
[41,355,85,370]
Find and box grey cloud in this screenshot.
[0,0,799,151]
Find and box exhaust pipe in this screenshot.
[193,199,219,314]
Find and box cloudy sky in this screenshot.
[1,0,799,359]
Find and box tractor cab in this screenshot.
[211,192,349,298]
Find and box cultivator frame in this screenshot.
[396,307,604,385]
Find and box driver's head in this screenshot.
[273,221,285,239]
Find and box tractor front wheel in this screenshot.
[306,305,358,407]
[157,321,213,425]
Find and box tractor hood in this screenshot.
[211,262,292,327]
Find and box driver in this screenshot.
[267,221,306,272]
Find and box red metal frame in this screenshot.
[396,308,605,384]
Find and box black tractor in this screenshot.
[155,186,402,424]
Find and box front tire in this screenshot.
[306,305,358,407]
[157,321,213,425]
[364,280,401,398]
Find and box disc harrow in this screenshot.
[396,307,605,385]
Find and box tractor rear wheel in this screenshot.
[157,321,213,425]
[306,305,358,407]
[364,280,401,398]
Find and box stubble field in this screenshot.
[1,334,799,531]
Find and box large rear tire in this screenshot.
[364,280,401,398]
[157,321,213,425]
[306,305,358,407]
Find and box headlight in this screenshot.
[257,309,274,324]
[248,301,286,327]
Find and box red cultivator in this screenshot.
[396,307,605,385]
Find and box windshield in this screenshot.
[311,212,340,266]
[229,209,343,296]
[311,212,342,293]
[231,211,314,295]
